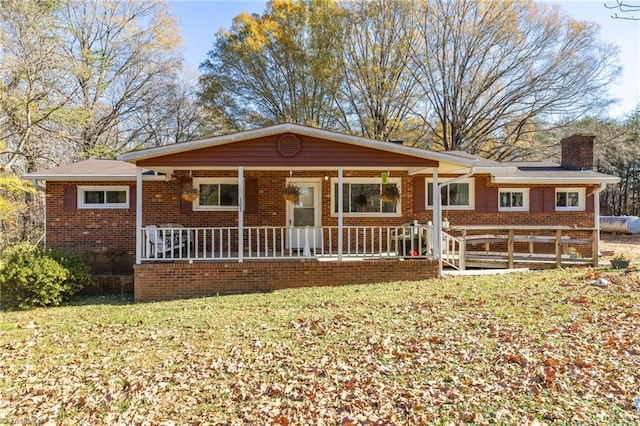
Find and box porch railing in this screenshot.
[442,231,465,270]
[140,224,436,262]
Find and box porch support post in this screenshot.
[592,183,606,267]
[432,169,442,277]
[337,167,344,261]
[135,167,143,264]
[238,166,244,263]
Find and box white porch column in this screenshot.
[337,167,344,261]
[238,166,244,263]
[432,169,441,276]
[135,167,143,264]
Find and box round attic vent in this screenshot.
[277,134,301,157]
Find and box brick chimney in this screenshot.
[560,134,594,170]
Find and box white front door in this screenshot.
[286,180,322,250]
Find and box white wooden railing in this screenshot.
[442,231,465,270]
[140,224,437,262]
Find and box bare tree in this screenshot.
[336,0,420,141]
[605,1,640,20]
[131,73,211,147]
[408,0,620,159]
[60,0,183,155]
[0,0,73,173]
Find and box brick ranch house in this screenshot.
[25,124,620,301]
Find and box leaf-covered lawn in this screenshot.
[1,268,639,425]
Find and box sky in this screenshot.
[169,0,639,119]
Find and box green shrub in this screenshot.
[48,248,92,295]
[0,243,91,310]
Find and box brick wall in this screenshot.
[46,172,598,255]
[133,259,438,302]
[47,181,137,253]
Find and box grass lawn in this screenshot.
[0,267,639,425]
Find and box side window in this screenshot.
[555,188,585,211]
[498,189,529,211]
[78,186,129,209]
[426,178,475,210]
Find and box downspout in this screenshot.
[30,180,46,247]
[437,165,476,278]
[593,182,607,265]
[30,179,45,192]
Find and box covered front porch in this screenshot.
[117,124,474,300]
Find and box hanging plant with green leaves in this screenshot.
[380,184,400,203]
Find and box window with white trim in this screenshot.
[555,188,585,211]
[78,186,129,209]
[193,178,238,210]
[498,188,529,211]
[331,178,401,215]
[426,178,474,210]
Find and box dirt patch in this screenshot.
[600,232,640,262]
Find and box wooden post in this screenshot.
[591,229,599,267]
[555,230,562,267]
[507,229,514,269]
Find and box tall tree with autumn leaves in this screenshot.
[0,0,191,247]
[200,0,346,129]
[201,0,620,161]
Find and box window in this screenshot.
[426,178,474,210]
[193,178,238,210]
[78,186,129,209]
[498,189,529,211]
[555,188,585,211]
[331,178,400,215]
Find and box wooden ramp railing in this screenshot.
[450,226,598,269]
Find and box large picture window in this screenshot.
[498,189,529,211]
[555,188,585,211]
[332,178,401,215]
[426,179,474,210]
[193,178,238,210]
[78,186,129,209]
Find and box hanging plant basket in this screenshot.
[380,184,400,203]
[282,183,300,202]
[181,183,199,202]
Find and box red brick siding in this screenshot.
[133,259,438,302]
[47,181,137,253]
[561,134,594,170]
[45,173,598,255]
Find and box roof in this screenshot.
[117,123,476,173]
[23,159,165,181]
[23,125,620,186]
[487,164,620,184]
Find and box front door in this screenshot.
[286,180,322,251]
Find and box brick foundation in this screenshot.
[133,259,438,302]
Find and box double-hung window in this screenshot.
[193,178,238,210]
[78,186,129,209]
[555,188,585,211]
[332,178,401,216]
[498,189,529,211]
[426,178,474,210]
